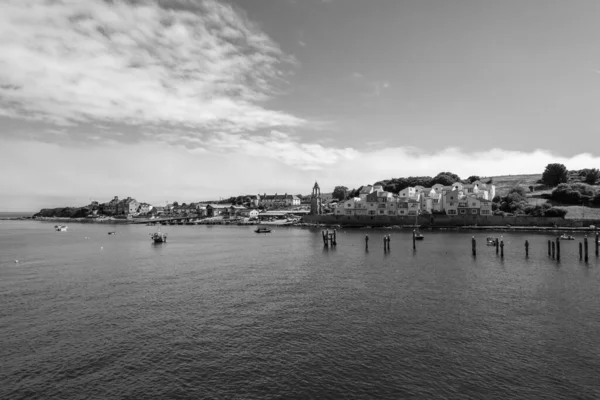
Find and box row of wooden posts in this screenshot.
[323,230,600,261]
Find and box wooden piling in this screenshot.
[387,235,391,251]
[579,242,583,260]
[365,234,369,251]
[322,231,328,247]
[556,237,560,261]
[596,232,599,257]
[383,236,387,252]
[412,230,416,250]
[548,240,551,257]
[584,236,588,263]
[495,238,499,255]
[551,241,555,259]
[472,236,476,257]
[525,240,529,257]
[333,230,337,246]
[500,239,504,258]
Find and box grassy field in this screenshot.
[489,174,541,197]
[488,173,600,220]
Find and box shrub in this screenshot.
[544,208,567,218]
[585,168,599,184]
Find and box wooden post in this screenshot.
[365,234,369,251]
[495,238,499,255]
[596,232,599,257]
[387,235,391,251]
[556,237,560,261]
[412,230,416,250]
[551,241,555,259]
[579,242,583,260]
[584,236,588,263]
[472,236,476,257]
[525,240,529,257]
[383,236,387,252]
[333,230,337,246]
[322,231,328,247]
[500,239,504,258]
[548,240,551,257]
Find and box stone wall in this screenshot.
[303,214,599,228]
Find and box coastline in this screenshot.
[5,217,599,234]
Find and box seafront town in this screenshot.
[334,180,496,217]
[29,180,497,225]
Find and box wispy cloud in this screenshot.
[0,0,305,134]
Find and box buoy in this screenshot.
[101,247,104,250]
[15,260,19,263]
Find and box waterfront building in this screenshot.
[260,193,301,208]
[206,204,233,217]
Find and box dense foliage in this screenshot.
[551,183,600,205]
[332,186,348,201]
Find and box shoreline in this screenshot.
[6,217,599,233]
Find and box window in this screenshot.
[379,210,385,215]
[471,202,476,207]
[460,209,466,214]
[448,210,457,215]
[400,210,405,214]
[388,211,395,215]
[345,210,353,215]
[471,209,477,214]
[369,210,376,215]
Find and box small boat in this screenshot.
[560,234,575,240]
[108,232,116,235]
[150,228,167,243]
[255,227,272,233]
[486,237,496,246]
[54,225,68,232]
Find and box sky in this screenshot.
[1,0,600,211]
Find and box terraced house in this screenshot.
[335,180,496,217]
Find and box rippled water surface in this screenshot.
[1,221,600,399]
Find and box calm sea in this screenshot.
[1,221,600,399]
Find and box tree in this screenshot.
[584,168,600,185]
[541,163,568,187]
[172,201,179,207]
[332,186,349,201]
[431,172,461,186]
[467,175,481,183]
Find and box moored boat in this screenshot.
[486,237,496,246]
[255,227,272,233]
[560,234,575,240]
[150,228,167,243]
[108,231,116,235]
[54,225,68,232]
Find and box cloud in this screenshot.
[3,136,600,211]
[352,72,363,78]
[298,40,307,47]
[0,0,305,134]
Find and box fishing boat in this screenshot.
[54,225,68,232]
[108,231,116,235]
[559,234,575,240]
[254,227,272,233]
[486,237,496,246]
[150,228,167,243]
